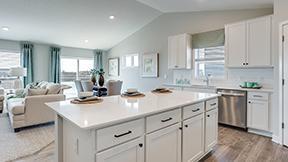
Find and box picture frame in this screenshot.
[108,57,119,76]
[141,53,159,78]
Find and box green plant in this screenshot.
[89,68,105,76]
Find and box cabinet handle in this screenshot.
[185,125,188,128]
[242,63,245,65]
[207,115,210,117]
[139,143,143,148]
[210,103,217,106]
[192,108,200,112]
[114,131,132,138]
[174,65,178,68]
[179,127,182,130]
[161,117,173,122]
[253,95,262,98]
[248,101,251,104]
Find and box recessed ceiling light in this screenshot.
[84,40,89,43]
[109,15,115,20]
[1,26,9,31]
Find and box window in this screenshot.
[122,54,139,68]
[60,57,94,98]
[0,50,21,89]
[194,46,225,79]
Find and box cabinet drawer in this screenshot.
[183,102,204,120]
[206,98,218,111]
[96,119,144,152]
[146,109,181,133]
[248,92,268,101]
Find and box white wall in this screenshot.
[0,39,95,82]
[106,8,273,91]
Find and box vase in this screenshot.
[98,74,105,87]
[91,75,96,85]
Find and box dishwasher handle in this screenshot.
[217,92,245,97]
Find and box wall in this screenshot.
[0,39,95,82]
[106,8,273,91]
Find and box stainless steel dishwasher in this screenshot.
[217,89,247,129]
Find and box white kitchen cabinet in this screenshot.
[182,114,205,162]
[247,16,272,67]
[96,137,144,162]
[225,15,272,68]
[225,21,247,67]
[168,33,192,69]
[205,109,218,152]
[146,123,181,162]
[247,92,269,131]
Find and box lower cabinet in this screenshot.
[205,109,218,152]
[146,123,182,162]
[182,114,205,162]
[96,137,144,162]
[247,100,269,131]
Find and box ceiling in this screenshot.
[0,0,273,50]
[0,0,161,50]
[136,0,273,13]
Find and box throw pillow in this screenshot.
[46,83,62,94]
[27,89,48,96]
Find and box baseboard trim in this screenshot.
[272,135,281,144]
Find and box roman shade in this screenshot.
[192,29,225,49]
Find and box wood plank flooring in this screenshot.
[14,126,288,162]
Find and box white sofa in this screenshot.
[7,94,65,132]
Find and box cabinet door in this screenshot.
[146,123,181,162]
[247,100,269,131]
[205,109,218,152]
[183,114,205,162]
[247,16,271,67]
[168,35,178,69]
[97,137,144,162]
[225,22,247,67]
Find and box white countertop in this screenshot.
[46,91,218,130]
[163,83,274,93]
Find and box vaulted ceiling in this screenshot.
[0,0,273,50]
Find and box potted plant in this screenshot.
[89,69,97,85]
[97,68,105,87]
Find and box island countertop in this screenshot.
[46,91,218,130]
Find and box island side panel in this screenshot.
[62,119,95,162]
[55,114,63,162]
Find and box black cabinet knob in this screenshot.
[185,125,188,128]
[139,143,143,147]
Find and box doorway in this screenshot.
[283,24,288,146]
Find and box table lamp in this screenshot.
[9,67,27,89]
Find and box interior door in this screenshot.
[283,24,288,146]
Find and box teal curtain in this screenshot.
[192,29,225,48]
[49,47,61,83]
[21,43,34,87]
[94,50,103,70]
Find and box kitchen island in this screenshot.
[47,90,219,162]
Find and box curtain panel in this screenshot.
[94,50,103,70]
[21,43,34,87]
[49,47,61,83]
[192,29,225,49]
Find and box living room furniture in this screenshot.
[9,67,27,89]
[106,80,123,96]
[74,80,94,97]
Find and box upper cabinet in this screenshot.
[225,15,272,68]
[168,33,192,69]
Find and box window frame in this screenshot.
[192,47,227,81]
[122,54,139,68]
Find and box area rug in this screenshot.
[0,114,54,162]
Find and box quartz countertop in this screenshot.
[46,91,218,130]
[163,83,274,93]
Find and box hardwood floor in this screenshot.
[14,126,288,162]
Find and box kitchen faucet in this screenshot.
[203,74,212,86]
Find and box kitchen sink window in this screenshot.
[194,46,225,79]
[192,29,225,79]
